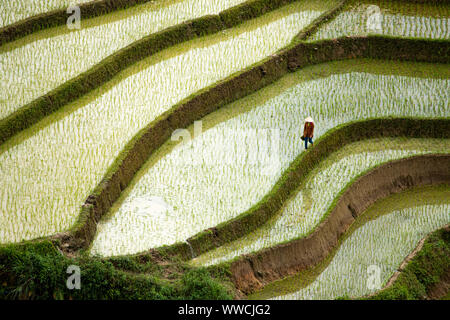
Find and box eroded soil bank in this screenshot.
[230,154,450,294]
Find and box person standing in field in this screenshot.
[302,117,314,150]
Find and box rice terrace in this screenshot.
[0,0,449,304]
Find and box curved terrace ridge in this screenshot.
[142,118,449,259]
[66,37,449,254]
[243,186,449,300]
[1,0,449,301]
[0,0,346,146]
[226,154,450,294]
[0,0,176,45]
[2,24,448,259]
[57,117,449,256]
[0,0,347,46]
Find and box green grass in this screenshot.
[0,240,233,300]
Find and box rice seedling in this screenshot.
[0,0,93,28]
[310,1,449,41]
[0,0,250,119]
[191,138,450,266]
[91,60,449,257]
[272,203,450,300]
[0,8,325,244]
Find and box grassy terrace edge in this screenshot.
[176,118,450,260]
[0,0,154,45]
[0,0,442,46]
[52,35,450,255]
[0,0,347,145]
[219,154,450,294]
[1,0,337,45]
[365,224,450,300]
[1,156,447,300]
[0,0,265,45]
[141,118,449,261]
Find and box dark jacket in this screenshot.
[303,122,314,138]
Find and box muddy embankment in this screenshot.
[229,154,450,294]
[0,0,347,145]
[1,0,337,46]
[180,119,450,261]
[60,36,449,256]
[4,1,446,256]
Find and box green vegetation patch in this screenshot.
[0,240,233,300]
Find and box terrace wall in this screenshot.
[182,118,450,259]
[228,154,450,293]
[0,0,346,145]
[0,0,153,45]
[61,36,450,255]
[2,1,447,258]
[2,0,325,46]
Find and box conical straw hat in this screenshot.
[305,116,314,123]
